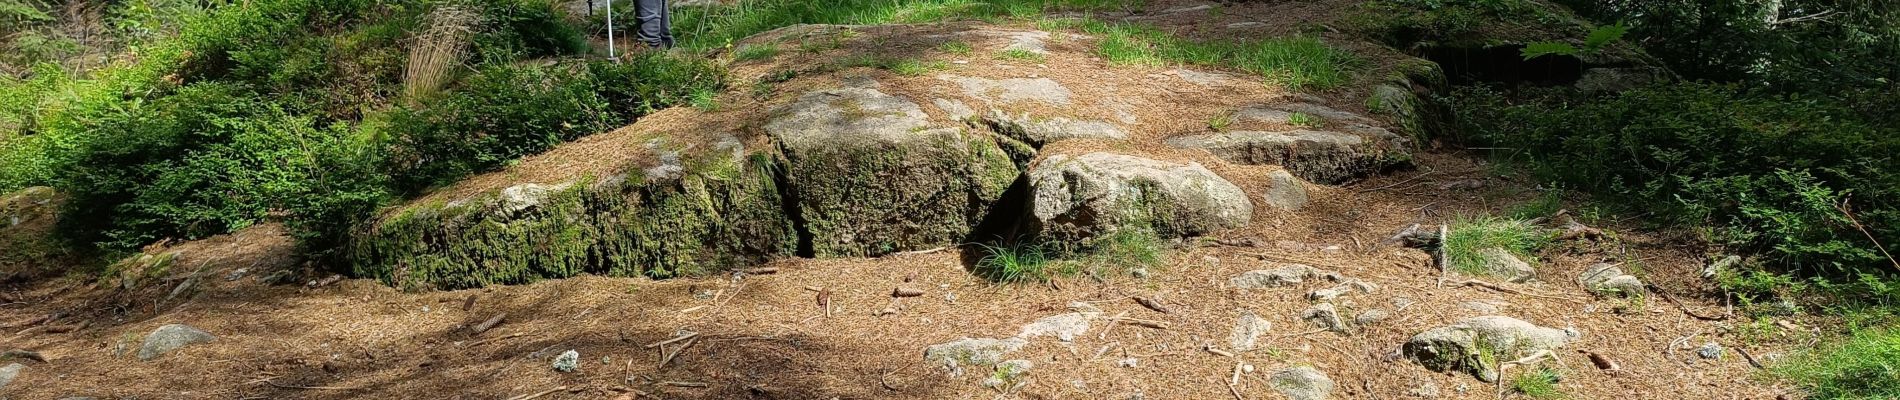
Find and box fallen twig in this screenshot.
[1204,345,1235,358]
[1134,296,1172,314]
[1097,311,1131,340]
[262,379,367,390]
[1451,279,1574,301]
[1113,317,1170,330]
[743,267,780,275]
[0,349,46,363]
[658,335,698,369]
[461,294,477,311]
[659,381,709,388]
[505,386,568,400]
[1579,350,1620,371]
[1834,199,1900,274]
[471,313,507,335]
[1646,284,1728,321]
[645,331,699,349]
[1736,347,1765,369]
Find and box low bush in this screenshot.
[1449,83,1899,280]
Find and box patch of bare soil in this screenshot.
[1,152,1797,399]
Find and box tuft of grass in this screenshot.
[997,48,1045,62]
[1776,327,1900,399]
[937,40,973,55]
[1287,112,1321,128]
[1091,227,1166,271]
[1207,111,1235,131]
[976,242,1052,283]
[1510,367,1567,399]
[732,43,780,61]
[1443,216,1551,275]
[1508,190,1564,220]
[887,59,949,76]
[690,88,719,111]
[1082,21,1358,90]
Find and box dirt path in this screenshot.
[0,152,1794,399]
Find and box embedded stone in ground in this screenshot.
[1270,366,1336,400]
[1229,310,1273,352]
[982,110,1127,145]
[1578,263,1644,297]
[1231,263,1335,289]
[1472,248,1535,282]
[1165,130,1403,185]
[0,363,21,391]
[769,86,1017,257]
[939,75,1073,106]
[1262,170,1311,211]
[138,324,216,361]
[1403,316,1574,382]
[1028,152,1252,241]
[1303,303,1349,333]
[923,337,1029,377]
[1018,312,1095,342]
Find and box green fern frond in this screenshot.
[1583,22,1629,52]
[1520,42,1577,60]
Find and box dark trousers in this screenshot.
[635,0,673,49]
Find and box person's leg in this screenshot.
[635,0,666,49]
[659,0,674,49]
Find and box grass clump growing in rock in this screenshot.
[976,242,1053,283]
[1443,216,1550,275]
[1775,327,1900,399]
[997,48,1045,62]
[732,43,780,61]
[938,40,974,55]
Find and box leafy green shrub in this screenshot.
[1449,83,1899,277]
[382,54,721,192]
[1776,327,1900,399]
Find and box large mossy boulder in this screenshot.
[1027,152,1251,241]
[1403,316,1574,382]
[767,85,1017,257]
[351,139,796,290]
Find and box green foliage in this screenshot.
[382,55,722,193]
[1510,367,1567,399]
[937,40,973,55]
[1555,0,1899,90]
[976,242,1052,283]
[1443,216,1549,275]
[1522,22,1625,60]
[1081,20,1358,90]
[997,48,1044,62]
[1346,0,1566,46]
[1286,112,1321,128]
[652,0,1141,52]
[1449,83,1898,278]
[731,43,780,61]
[1775,327,1900,399]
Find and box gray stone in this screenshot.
[982,359,1034,390]
[1578,263,1645,297]
[983,109,1128,145]
[1309,280,1376,301]
[1302,303,1348,332]
[1355,309,1392,326]
[1367,84,1427,135]
[1226,21,1267,29]
[1165,129,1401,185]
[1029,152,1252,241]
[768,86,1017,257]
[1411,382,1441,398]
[1018,313,1094,342]
[940,75,1072,105]
[1171,69,1242,86]
[1262,170,1311,211]
[0,363,21,391]
[1473,248,1535,282]
[138,324,215,361]
[1269,366,1335,400]
[1231,263,1327,289]
[924,337,1029,377]
[1696,342,1724,360]
[998,30,1051,54]
[497,183,571,216]
[1229,310,1273,352]
[1703,255,1742,279]
[934,98,977,121]
[1460,301,1500,314]
[1403,316,1573,382]
[224,268,249,281]
[552,350,580,372]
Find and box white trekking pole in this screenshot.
[606,1,617,61]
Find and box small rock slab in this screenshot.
[1018,313,1094,342]
[138,324,215,361]
[0,363,21,391]
[1029,152,1252,240]
[1165,130,1395,185]
[1578,263,1644,297]
[924,337,1029,377]
[1403,316,1574,382]
[984,109,1127,145]
[1262,170,1311,211]
[1231,263,1336,289]
[1270,366,1336,400]
[1229,310,1273,352]
[1472,248,1535,282]
[940,75,1073,106]
[1302,303,1349,333]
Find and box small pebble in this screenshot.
[1696,342,1724,359]
[1118,358,1139,368]
[1242,364,1255,373]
